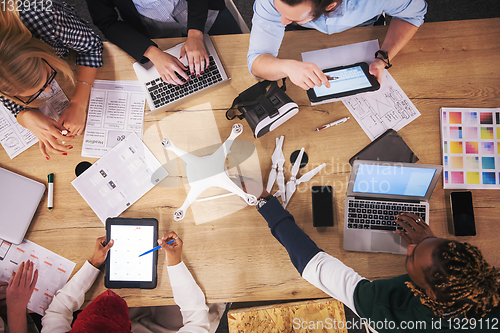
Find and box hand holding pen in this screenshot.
[159,232,183,266]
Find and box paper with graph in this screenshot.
[301,40,420,141]
[440,107,500,189]
[341,71,420,140]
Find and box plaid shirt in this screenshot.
[2,0,103,116]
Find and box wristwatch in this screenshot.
[257,194,274,209]
[375,50,392,69]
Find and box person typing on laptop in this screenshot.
[252,187,500,331]
[85,0,241,85]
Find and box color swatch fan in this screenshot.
[440,108,500,189]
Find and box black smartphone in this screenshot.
[306,62,380,103]
[450,191,476,236]
[312,186,334,227]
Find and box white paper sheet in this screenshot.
[82,80,146,158]
[0,238,75,316]
[72,132,168,223]
[302,40,421,140]
[0,80,69,159]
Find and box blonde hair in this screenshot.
[0,8,74,102]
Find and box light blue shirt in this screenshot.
[247,0,428,75]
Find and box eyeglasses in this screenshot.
[14,59,57,105]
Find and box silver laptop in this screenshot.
[133,34,229,112]
[344,160,442,254]
[0,167,45,244]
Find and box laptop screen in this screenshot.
[352,163,437,197]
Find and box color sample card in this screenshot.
[440,108,500,189]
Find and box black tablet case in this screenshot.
[349,129,418,165]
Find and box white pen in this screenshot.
[314,116,350,132]
[47,173,54,210]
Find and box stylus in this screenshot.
[138,237,178,257]
[314,117,350,132]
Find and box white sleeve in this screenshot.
[301,252,365,316]
[167,262,209,333]
[41,261,100,333]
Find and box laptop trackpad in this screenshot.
[371,232,401,253]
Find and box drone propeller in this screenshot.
[284,148,304,208]
[266,136,284,192]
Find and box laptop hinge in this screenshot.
[350,196,423,204]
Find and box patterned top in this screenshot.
[1,0,103,116]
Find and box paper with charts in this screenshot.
[440,107,500,189]
[301,40,420,141]
[0,238,75,316]
[0,80,69,159]
[72,132,169,223]
[82,80,146,158]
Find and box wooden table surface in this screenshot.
[1,18,499,307]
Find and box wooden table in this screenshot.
[1,18,499,308]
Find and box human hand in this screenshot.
[59,101,87,135]
[145,46,189,85]
[16,109,73,160]
[6,260,38,312]
[233,176,267,199]
[395,212,435,245]
[369,58,386,83]
[158,232,183,266]
[283,60,330,90]
[89,236,114,268]
[0,281,7,309]
[180,29,209,77]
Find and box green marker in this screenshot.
[48,173,54,210]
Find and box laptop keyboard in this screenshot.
[145,55,223,109]
[347,199,426,231]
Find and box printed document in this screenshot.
[0,80,69,159]
[72,132,168,223]
[302,40,420,140]
[0,238,75,316]
[82,80,146,158]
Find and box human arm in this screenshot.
[6,261,38,333]
[58,65,98,136]
[159,232,210,333]
[395,212,435,245]
[369,18,420,82]
[247,0,329,89]
[41,237,113,333]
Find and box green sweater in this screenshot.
[354,274,500,332]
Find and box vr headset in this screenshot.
[226,79,299,138]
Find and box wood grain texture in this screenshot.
[228,298,348,333]
[1,18,499,308]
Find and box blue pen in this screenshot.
[138,237,178,257]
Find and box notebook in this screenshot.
[0,167,45,244]
[133,34,229,112]
[343,160,442,254]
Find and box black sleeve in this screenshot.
[84,0,156,63]
[258,197,322,275]
[187,0,225,32]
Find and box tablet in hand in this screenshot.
[307,62,380,103]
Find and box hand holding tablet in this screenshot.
[307,62,380,103]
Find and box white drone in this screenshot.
[161,123,257,221]
[267,136,326,208]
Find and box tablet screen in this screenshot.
[108,225,155,282]
[313,65,372,97]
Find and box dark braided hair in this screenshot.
[406,240,500,319]
[281,0,342,20]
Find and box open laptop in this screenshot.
[344,160,442,254]
[0,167,45,244]
[133,34,229,112]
